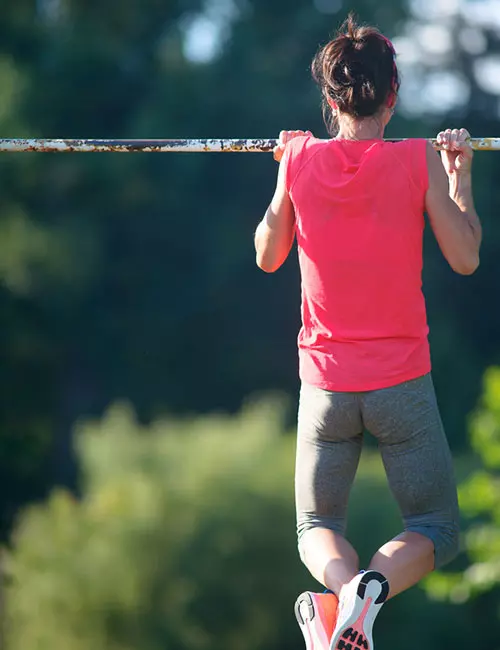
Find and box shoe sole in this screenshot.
[295,592,331,650]
[330,571,389,650]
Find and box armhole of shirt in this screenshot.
[282,140,297,194]
[403,139,429,199]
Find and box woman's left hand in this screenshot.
[273,130,313,162]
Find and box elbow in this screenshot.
[255,241,282,273]
[256,253,280,273]
[453,253,480,276]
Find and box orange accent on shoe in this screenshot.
[296,591,340,650]
[311,593,339,640]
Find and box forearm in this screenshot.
[449,173,482,247]
[254,217,283,273]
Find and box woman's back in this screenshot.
[285,135,430,391]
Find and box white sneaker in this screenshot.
[294,591,339,650]
[329,571,389,650]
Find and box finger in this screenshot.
[450,129,461,151]
[457,129,472,156]
[453,128,473,156]
[436,131,446,145]
[284,130,301,144]
[438,131,453,163]
[437,129,451,150]
[443,128,452,149]
[273,145,284,162]
[278,130,287,147]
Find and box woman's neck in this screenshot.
[335,114,385,141]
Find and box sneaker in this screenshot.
[329,570,389,650]
[295,591,339,650]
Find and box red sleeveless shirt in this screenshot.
[284,136,430,391]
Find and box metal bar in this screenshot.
[0,139,278,153]
[0,137,499,152]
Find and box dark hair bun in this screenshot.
[312,14,400,133]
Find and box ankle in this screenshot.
[327,575,355,598]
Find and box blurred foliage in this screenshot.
[3,401,483,650]
[425,367,500,622]
[2,0,499,543]
[6,399,301,650]
[0,0,419,541]
[1,1,499,649]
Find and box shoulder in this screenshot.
[390,138,430,163]
[389,138,428,154]
[286,135,330,155]
[284,135,329,172]
[283,136,327,191]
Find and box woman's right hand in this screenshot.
[273,130,312,162]
[436,128,473,177]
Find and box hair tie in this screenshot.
[380,35,398,93]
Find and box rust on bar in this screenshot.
[0,138,499,152]
[0,138,279,153]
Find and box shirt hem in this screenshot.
[300,365,432,393]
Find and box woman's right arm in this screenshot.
[424,128,482,275]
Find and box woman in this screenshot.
[254,15,482,650]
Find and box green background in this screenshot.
[1,1,499,648]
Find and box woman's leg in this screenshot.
[368,532,434,598]
[361,374,460,598]
[295,382,364,596]
[300,528,360,596]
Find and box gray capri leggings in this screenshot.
[295,373,460,569]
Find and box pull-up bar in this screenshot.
[0,138,498,153]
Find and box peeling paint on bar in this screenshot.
[0,138,499,152]
[0,139,278,152]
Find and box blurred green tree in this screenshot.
[5,399,301,650]
[3,400,486,650]
[1,0,499,546]
[425,367,500,640]
[0,0,413,541]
